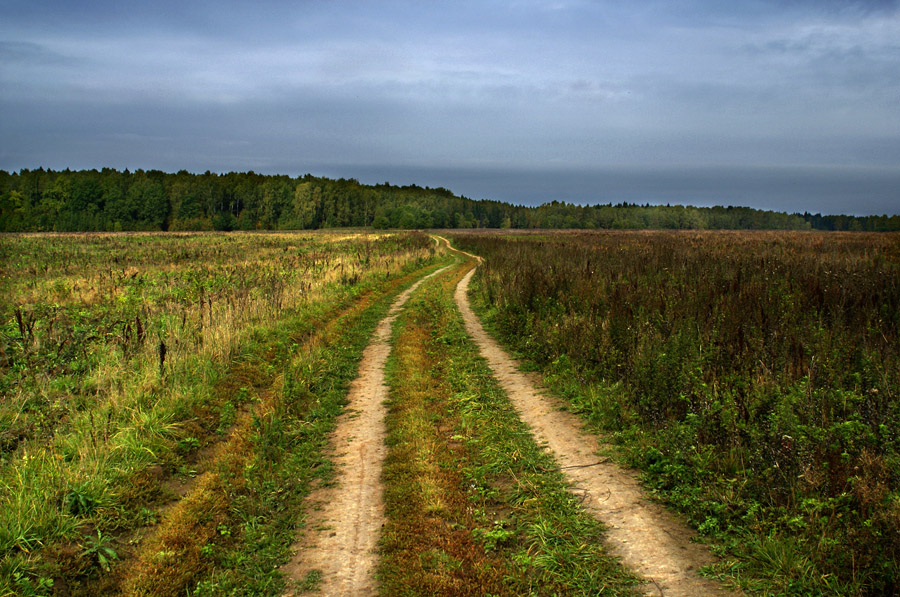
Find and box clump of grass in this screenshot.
[80,530,118,573]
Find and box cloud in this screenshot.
[1,0,898,214]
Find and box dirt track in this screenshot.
[282,265,450,596]
[281,237,733,596]
[454,263,731,597]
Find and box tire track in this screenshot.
[282,264,451,596]
[452,252,732,596]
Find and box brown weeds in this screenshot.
[451,229,900,593]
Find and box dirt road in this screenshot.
[282,265,450,596]
[454,263,731,597]
[282,236,732,595]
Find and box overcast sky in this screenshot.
[2,0,899,215]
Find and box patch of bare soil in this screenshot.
[455,265,734,597]
[282,265,450,596]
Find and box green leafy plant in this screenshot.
[81,530,118,572]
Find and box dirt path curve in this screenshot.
[282,264,451,596]
[451,251,731,596]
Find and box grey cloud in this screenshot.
[0,40,76,66]
[1,0,898,215]
[306,163,900,216]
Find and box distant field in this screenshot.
[451,229,900,594]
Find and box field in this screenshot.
[0,231,441,595]
[451,229,900,594]
[1,229,898,595]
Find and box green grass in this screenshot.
[380,260,639,595]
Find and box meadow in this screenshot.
[451,230,900,594]
[0,231,439,595]
[3,228,898,595]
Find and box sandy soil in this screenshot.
[282,265,450,596]
[454,265,733,597]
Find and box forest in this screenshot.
[2,168,898,233]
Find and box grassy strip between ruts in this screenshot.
[379,259,640,596]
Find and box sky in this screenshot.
[1,0,899,215]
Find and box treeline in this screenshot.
[1,168,898,232]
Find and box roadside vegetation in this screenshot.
[379,258,639,595]
[0,230,440,595]
[451,230,900,595]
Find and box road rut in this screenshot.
[455,264,732,597]
[282,265,450,596]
